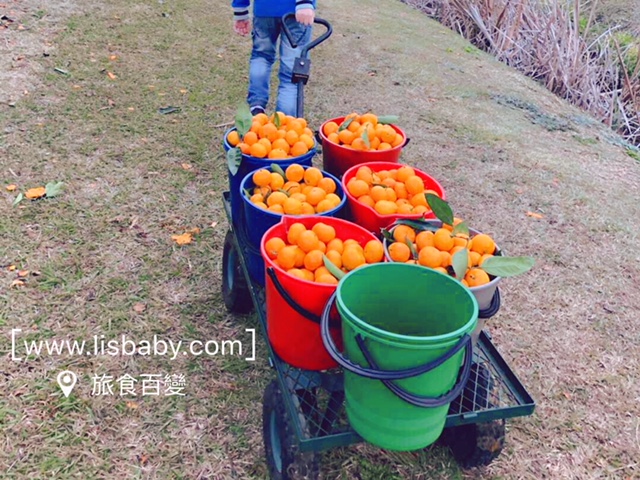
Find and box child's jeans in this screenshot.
[248,16,312,117]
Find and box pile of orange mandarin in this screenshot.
[322,113,404,151]
[385,221,497,287]
[247,164,341,215]
[264,221,385,284]
[226,112,315,159]
[346,165,441,216]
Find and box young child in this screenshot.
[232,0,316,117]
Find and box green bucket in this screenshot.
[321,263,478,451]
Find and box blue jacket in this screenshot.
[232,0,315,21]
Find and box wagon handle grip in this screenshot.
[281,13,332,56]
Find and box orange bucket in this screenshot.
[261,216,380,370]
[319,117,407,178]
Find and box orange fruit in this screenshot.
[283,181,302,195]
[469,251,482,267]
[284,130,299,147]
[323,121,339,136]
[268,204,284,214]
[287,222,306,245]
[363,239,384,263]
[405,175,425,195]
[325,249,342,269]
[259,123,278,141]
[317,177,337,194]
[338,129,355,145]
[433,266,449,275]
[227,130,240,146]
[243,131,258,146]
[328,132,339,144]
[347,179,370,198]
[358,195,375,208]
[433,228,454,251]
[393,225,417,244]
[282,197,303,215]
[388,242,411,263]
[264,237,286,260]
[418,246,441,268]
[355,166,374,184]
[299,133,315,149]
[315,199,334,213]
[316,274,338,285]
[397,203,413,214]
[249,142,268,158]
[269,172,285,190]
[290,141,309,157]
[303,249,325,272]
[272,138,291,154]
[297,230,319,253]
[443,217,464,232]
[409,193,428,208]
[326,238,344,254]
[439,250,452,268]
[268,148,288,159]
[287,268,307,280]
[306,187,326,206]
[374,200,398,215]
[266,191,287,207]
[253,112,269,125]
[300,202,315,215]
[312,222,336,243]
[250,193,264,204]
[391,133,404,147]
[285,164,305,183]
[303,167,323,187]
[415,230,435,250]
[342,247,366,271]
[395,166,415,183]
[470,234,496,255]
[370,185,387,203]
[465,268,491,287]
[277,245,298,270]
[479,253,493,266]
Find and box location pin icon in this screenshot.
[57,370,77,398]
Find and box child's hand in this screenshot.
[295,8,315,26]
[234,19,251,36]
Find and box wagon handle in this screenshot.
[281,14,332,57]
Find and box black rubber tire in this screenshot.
[222,229,253,314]
[443,419,506,469]
[262,380,320,480]
[441,363,505,468]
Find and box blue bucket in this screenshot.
[240,165,347,257]
[223,128,316,226]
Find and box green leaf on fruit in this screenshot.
[393,218,438,231]
[481,256,535,277]
[405,237,418,260]
[379,228,395,243]
[451,221,469,237]
[323,254,346,280]
[235,102,253,138]
[377,115,399,125]
[271,163,287,180]
[338,117,354,131]
[362,128,371,148]
[426,193,454,226]
[452,249,468,281]
[227,147,242,176]
[45,181,64,198]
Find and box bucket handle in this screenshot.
[266,267,341,328]
[478,288,501,319]
[320,291,473,408]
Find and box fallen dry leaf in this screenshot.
[526,211,544,219]
[109,54,118,61]
[210,221,218,229]
[132,302,146,313]
[179,89,188,94]
[126,401,139,409]
[8,265,16,271]
[25,187,46,199]
[171,232,193,245]
[17,270,29,278]
[107,71,117,80]
[6,184,17,191]
[10,279,25,288]
[188,227,200,235]
[181,163,192,170]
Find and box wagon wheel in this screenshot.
[263,380,320,480]
[222,229,253,314]
[440,363,506,468]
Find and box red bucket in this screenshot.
[261,216,380,371]
[319,117,407,178]
[342,161,446,234]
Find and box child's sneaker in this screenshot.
[250,105,265,116]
